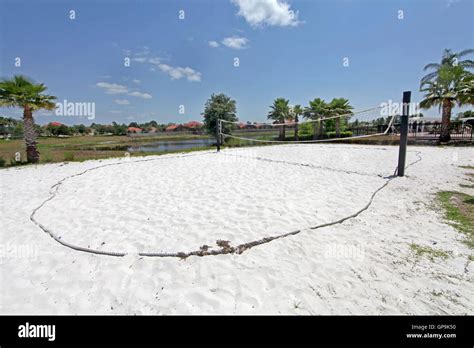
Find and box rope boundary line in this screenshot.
[29,148,422,259]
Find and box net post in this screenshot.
[397,91,411,176]
[216,119,221,152]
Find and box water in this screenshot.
[127,138,215,153]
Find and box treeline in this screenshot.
[0,117,180,137]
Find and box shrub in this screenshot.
[326,130,353,138]
[298,122,314,138]
[0,157,5,167]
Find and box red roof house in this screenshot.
[183,121,203,129]
[49,122,64,127]
[127,127,142,133]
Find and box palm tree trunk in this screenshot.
[440,99,452,142]
[313,119,319,140]
[319,119,325,138]
[23,105,40,163]
[281,124,286,141]
[294,115,299,141]
[335,117,340,137]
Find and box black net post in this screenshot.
[397,91,411,176]
[216,119,221,152]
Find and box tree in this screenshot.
[421,49,474,85]
[268,98,290,140]
[327,98,353,137]
[304,98,328,139]
[292,105,303,141]
[456,110,474,120]
[0,76,56,163]
[202,93,238,138]
[420,65,474,142]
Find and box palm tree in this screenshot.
[0,76,56,163]
[327,98,353,137]
[421,49,474,85]
[268,98,290,140]
[305,98,328,139]
[292,105,303,141]
[420,65,474,142]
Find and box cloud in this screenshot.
[114,99,130,105]
[232,0,301,27]
[222,36,249,49]
[158,64,201,82]
[133,57,148,63]
[97,82,152,99]
[130,51,202,82]
[128,91,152,99]
[209,40,220,48]
[132,79,141,84]
[96,82,128,94]
[446,0,460,7]
[148,57,162,65]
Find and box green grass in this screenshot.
[409,243,452,261]
[437,191,474,249]
[0,134,214,168]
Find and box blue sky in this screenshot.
[1,0,473,125]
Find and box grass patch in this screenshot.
[409,243,452,261]
[437,191,474,249]
[459,165,474,170]
[63,152,75,161]
[0,135,215,168]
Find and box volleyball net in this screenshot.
[218,106,398,145]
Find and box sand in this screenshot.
[0,144,473,314]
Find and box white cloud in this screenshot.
[135,46,150,56]
[158,64,202,82]
[209,40,220,48]
[148,57,162,65]
[132,79,141,84]
[114,99,130,105]
[232,0,301,27]
[97,82,152,99]
[129,51,201,82]
[222,36,249,49]
[96,82,128,94]
[128,91,152,99]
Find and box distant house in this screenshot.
[183,121,203,130]
[49,122,64,127]
[165,124,185,132]
[148,126,158,133]
[127,127,142,133]
[238,123,256,129]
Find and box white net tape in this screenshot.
[219,106,396,144]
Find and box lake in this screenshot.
[127,138,215,153]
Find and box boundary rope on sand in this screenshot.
[29,148,423,259]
